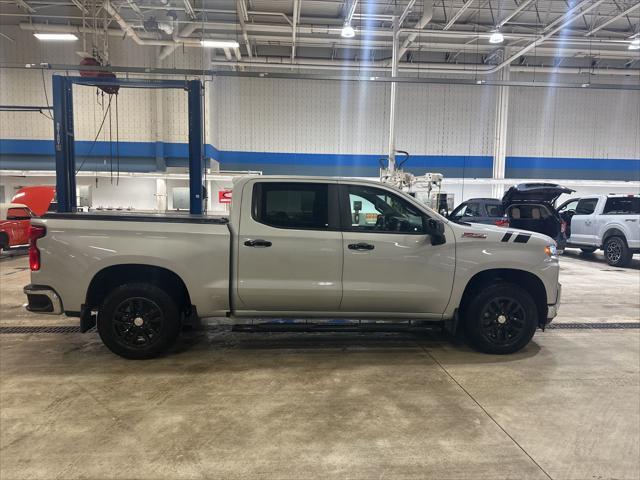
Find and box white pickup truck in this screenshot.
[559,194,639,267]
[24,176,561,359]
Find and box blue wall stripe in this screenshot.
[1,139,639,180]
[506,156,640,172]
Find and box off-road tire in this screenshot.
[603,236,632,268]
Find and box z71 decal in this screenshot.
[462,232,488,239]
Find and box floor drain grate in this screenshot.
[548,322,640,329]
[0,326,81,334]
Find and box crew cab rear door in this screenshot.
[338,183,455,315]
[235,180,343,312]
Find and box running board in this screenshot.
[231,321,444,333]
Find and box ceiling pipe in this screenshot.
[20,22,633,61]
[208,56,640,76]
[18,22,629,50]
[159,22,199,60]
[103,0,176,46]
[291,0,300,62]
[235,0,253,58]
[19,22,635,51]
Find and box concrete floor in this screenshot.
[0,250,639,479]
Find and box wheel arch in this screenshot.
[86,264,192,312]
[602,227,626,246]
[0,231,8,248]
[459,268,548,327]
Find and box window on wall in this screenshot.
[345,185,425,234]
[253,183,329,230]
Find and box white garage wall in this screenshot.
[213,77,497,157]
[508,75,640,160]
[0,26,215,146]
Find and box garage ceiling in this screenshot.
[1,0,639,74]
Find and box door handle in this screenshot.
[348,242,375,251]
[244,239,272,248]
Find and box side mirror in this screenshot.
[423,217,446,245]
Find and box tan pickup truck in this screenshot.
[24,176,561,359]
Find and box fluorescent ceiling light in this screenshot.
[200,39,240,48]
[629,38,640,50]
[489,32,504,44]
[341,24,355,38]
[34,33,78,41]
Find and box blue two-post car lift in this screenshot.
[51,75,205,214]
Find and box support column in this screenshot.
[52,75,77,212]
[492,64,510,199]
[188,80,204,215]
[387,16,399,172]
[154,58,166,172]
[155,178,167,212]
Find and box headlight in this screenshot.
[544,244,558,257]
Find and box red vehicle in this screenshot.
[11,186,56,217]
[0,203,34,253]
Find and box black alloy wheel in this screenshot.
[464,283,538,354]
[98,283,181,359]
[112,297,164,348]
[479,296,528,346]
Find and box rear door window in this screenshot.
[603,197,640,214]
[253,183,329,230]
[485,203,504,217]
[574,198,598,215]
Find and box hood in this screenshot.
[11,186,56,216]
[502,183,575,207]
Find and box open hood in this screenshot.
[11,186,56,216]
[502,183,575,207]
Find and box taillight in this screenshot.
[28,225,46,271]
[495,219,510,227]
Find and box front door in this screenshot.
[339,183,455,315]
[236,180,343,312]
[570,198,599,245]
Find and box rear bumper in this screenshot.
[23,284,63,315]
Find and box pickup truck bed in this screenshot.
[30,212,232,318]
